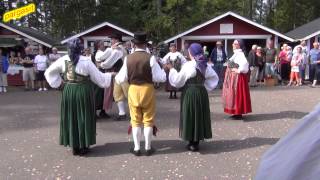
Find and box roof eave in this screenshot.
[61,22,134,44]
[163,11,294,44]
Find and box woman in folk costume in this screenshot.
[167,43,219,151]
[256,103,320,180]
[162,43,187,99]
[115,32,166,156]
[45,38,114,156]
[222,39,252,120]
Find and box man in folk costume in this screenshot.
[93,41,110,118]
[115,32,166,156]
[222,39,252,120]
[162,43,187,99]
[96,33,129,121]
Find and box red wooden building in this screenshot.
[164,11,295,56]
[61,21,134,52]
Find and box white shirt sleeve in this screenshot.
[178,52,187,65]
[100,48,124,69]
[86,60,113,88]
[44,56,65,88]
[204,67,219,91]
[236,52,249,73]
[115,57,128,84]
[150,56,166,83]
[161,53,170,64]
[169,60,197,88]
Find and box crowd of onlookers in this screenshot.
[0,38,319,94]
[0,46,62,93]
[247,40,319,87]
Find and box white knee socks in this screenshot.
[117,101,126,116]
[132,127,142,151]
[144,127,153,150]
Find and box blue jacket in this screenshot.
[1,56,9,73]
[210,48,227,64]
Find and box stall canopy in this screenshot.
[0,22,57,48]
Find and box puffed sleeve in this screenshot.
[237,53,249,73]
[115,57,128,84]
[44,57,65,88]
[150,56,166,82]
[169,61,197,88]
[100,48,124,69]
[161,53,170,64]
[95,48,112,62]
[178,52,187,65]
[204,66,219,91]
[86,60,113,88]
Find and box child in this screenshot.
[288,46,303,86]
[34,48,49,91]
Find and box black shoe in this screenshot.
[99,111,111,119]
[79,147,89,156]
[188,144,199,152]
[115,114,127,121]
[145,147,155,156]
[72,148,80,156]
[230,115,243,120]
[130,148,141,156]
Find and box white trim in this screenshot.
[182,35,272,40]
[274,35,279,49]
[301,30,320,41]
[164,11,294,43]
[0,23,52,47]
[61,22,134,44]
[315,35,319,42]
[0,35,19,38]
[224,39,227,53]
[307,39,311,51]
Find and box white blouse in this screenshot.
[115,49,167,84]
[169,60,219,91]
[229,49,249,73]
[44,55,112,88]
[95,47,124,69]
[162,52,187,65]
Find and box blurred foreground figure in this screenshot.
[256,103,320,180]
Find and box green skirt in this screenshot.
[60,81,96,148]
[180,85,212,141]
[93,84,104,110]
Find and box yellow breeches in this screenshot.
[128,84,155,127]
[113,81,129,102]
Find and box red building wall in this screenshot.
[0,26,18,36]
[188,16,271,36]
[84,26,129,37]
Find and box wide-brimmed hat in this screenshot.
[109,32,122,41]
[132,32,147,44]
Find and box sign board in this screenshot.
[220,24,233,34]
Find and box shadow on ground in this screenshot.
[244,111,308,122]
[87,137,279,157]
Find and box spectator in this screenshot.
[309,42,320,87]
[48,47,61,65]
[21,47,35,91]
[293,41,308,83]
[288,46,303,86]
[9,51,18,65]
[264,39,277,78]
[84,48,91,57]
[34,48,49,91]
[203,46,209,58]
[256,47,265,86]
[209,41,227,88]
[0,48,9,93]
[248,44,258,87]
[279,44,290,85]
[16,52,23,65]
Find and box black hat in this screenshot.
[109,32,122,41]
[132,32,147,44]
